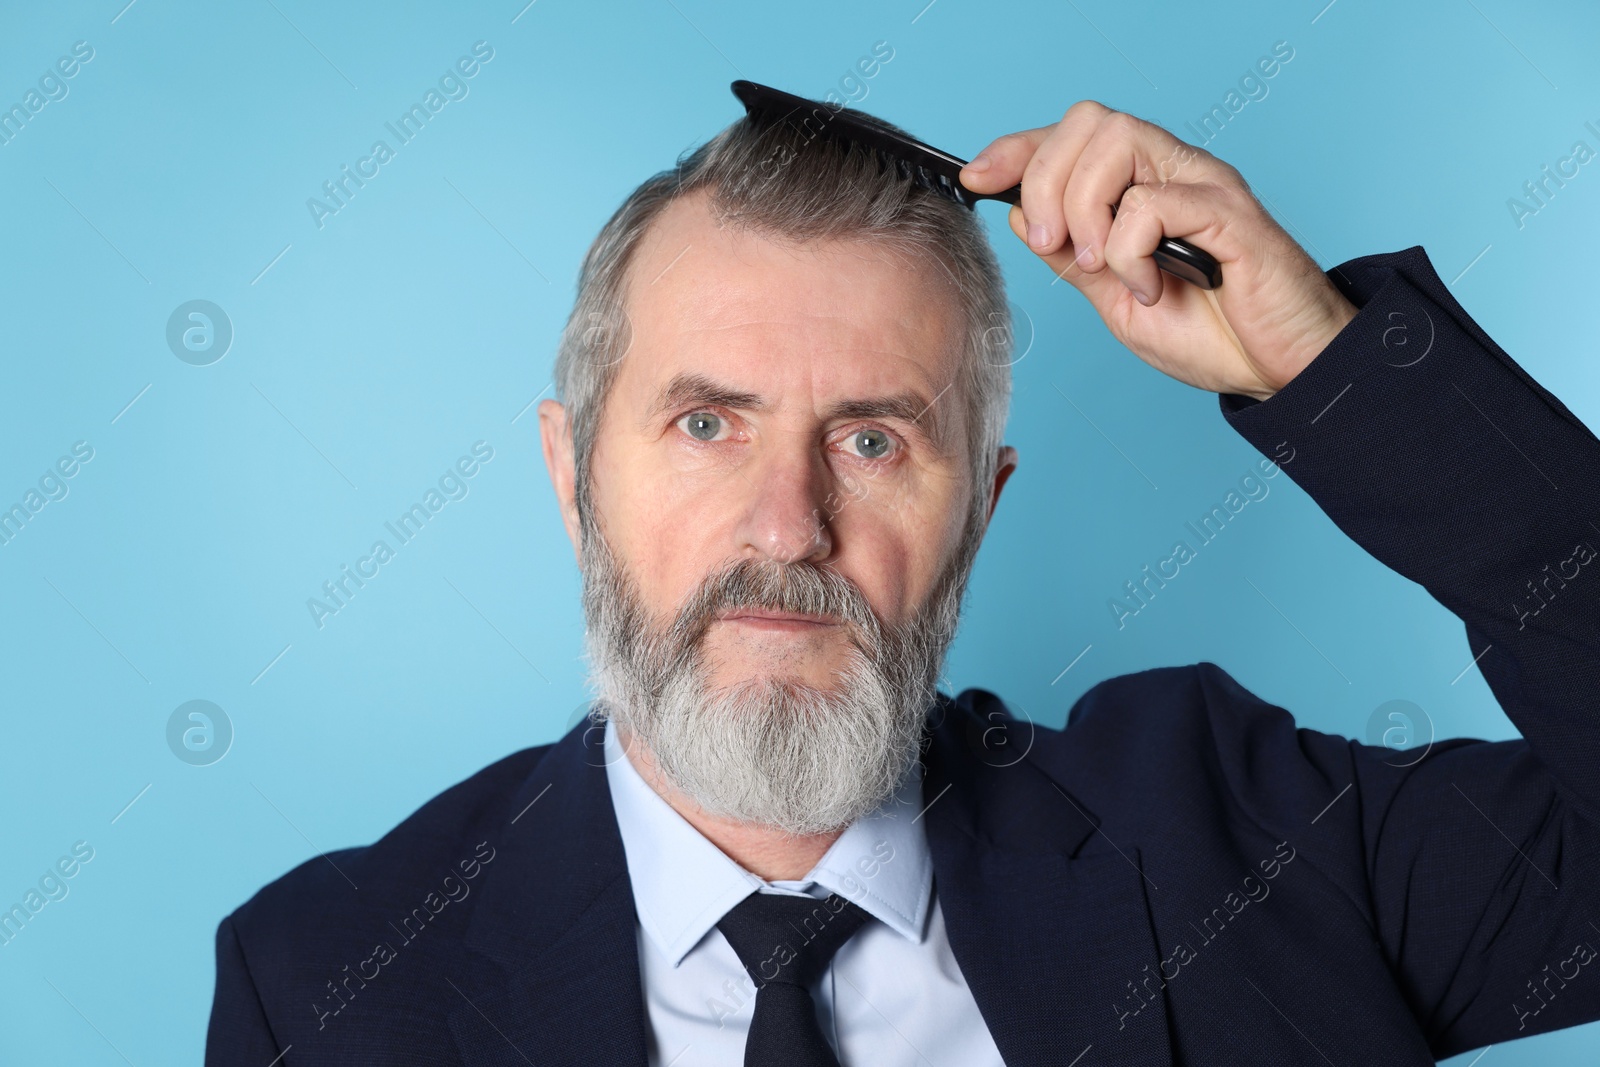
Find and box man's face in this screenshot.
[567,192,980,695]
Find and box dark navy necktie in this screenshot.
[716,891,873,1067]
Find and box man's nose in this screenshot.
[735,441,835,566]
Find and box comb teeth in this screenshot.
[907,161,976,208]
[847,140,977,209]
[732,79,994,211]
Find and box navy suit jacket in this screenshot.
[207,246,1600,1065]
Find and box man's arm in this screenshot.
[1215,242,1600,1055]
[962,103,1600,1055]
[962,96,1599,828]
[1221,242,1600,818]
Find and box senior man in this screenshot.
[208,91,1600,1066]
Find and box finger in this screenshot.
[1063,113,1235,275]
[1060,112,1150,275]
[1101,180,1237,305]
[1016,100,1112,256]
[1101,183,1166,305]
[1004,204,1130,312]
[958,125,1051,194]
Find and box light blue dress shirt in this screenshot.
[601,719,1006,1066]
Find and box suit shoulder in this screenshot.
[952,661,1226,729]
[1041,662,1364,829]
[225,742,555,942]
[1063,660,1290,732]
[953,661,1304,767]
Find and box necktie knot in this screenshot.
[717,891,872,990]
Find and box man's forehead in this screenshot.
[617,193,965,421]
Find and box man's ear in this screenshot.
[985,445,1019,526]
[537,398,583,565]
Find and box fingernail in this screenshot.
[1131,286,1153,306]
[1028,223,1050,249]
[1075,243,1096,269]
[967,152,992,173]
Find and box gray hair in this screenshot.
[552,99,1013,538]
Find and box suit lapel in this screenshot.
[444,696,1174,1067]
[922,695,1175,1067]
[447,720,650,1067]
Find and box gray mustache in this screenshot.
[664,558,885,661]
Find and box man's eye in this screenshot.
[678,411,725,442]
[845,429,893,459]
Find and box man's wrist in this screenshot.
[1251,291,1360,402]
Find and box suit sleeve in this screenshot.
[205,914,284,1066]
[1217,245,1600,1057]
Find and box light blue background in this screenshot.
[1,0,1596,1062]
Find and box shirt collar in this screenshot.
[602,717,934,967]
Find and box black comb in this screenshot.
[732,80,1222,291]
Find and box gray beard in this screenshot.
[579,512,981,837]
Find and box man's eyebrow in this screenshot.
[824,392,936,427]
[825,387,949,445]
[647,372,767,421]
